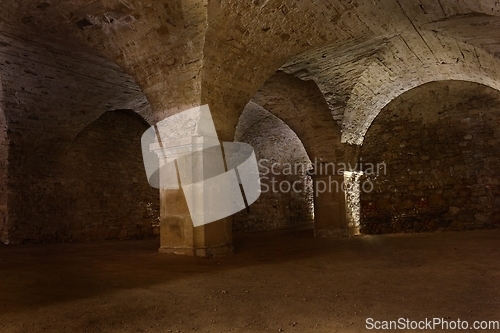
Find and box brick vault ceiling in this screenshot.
[0,0,499,143]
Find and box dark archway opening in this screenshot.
[233,102,314,232]
[9,110,159,243]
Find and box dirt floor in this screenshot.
[0,228,499,333]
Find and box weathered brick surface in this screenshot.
[0,1,500,245]
[360,81,500,234]
[341,32,500,145]
[234,102,312,232]
[0,87,8,244]
[8,110,159,243]
[252,71,343,163]
[0,30,157,244]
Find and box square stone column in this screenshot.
[142,105,235,257]
[151,136,233,256]
[343,171,362,237]
[159,188,233,257]
[312,174,349,238]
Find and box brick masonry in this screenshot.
[360,81,500,234]
[233,102,313,232]
[1,1,500,245]
[7,110,159,243]
[0,31,157,244]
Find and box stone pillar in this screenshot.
[343,171,362,237]
[151,136,233,257]
[142,105,235,257]
[312,173,349,238]
[158,190,233,257]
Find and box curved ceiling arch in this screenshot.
[342,32,500,145]
[236,101,311,167]
[250,71,343,163]
[1,1,500,142]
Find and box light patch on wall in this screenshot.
[344,171,363,236]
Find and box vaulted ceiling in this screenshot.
[1,0,499,144]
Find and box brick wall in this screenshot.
[7,110,159,243]
[0,90,8,244]
[233,162,313,232]
[360,81,500,234]
[233,103,313,232]
[0,31,157,244]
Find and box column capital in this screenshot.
[149,135,220,160]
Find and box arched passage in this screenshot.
[0,27,153,244]
[1,0,499,253]
[67,110,158,241]
[251,72,343,162]
[8,110,159,243]
[359,80,500,234]
[249,72,358,237]
[234,101,313,232]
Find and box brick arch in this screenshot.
[358,80,500,234]
[235,101,311,165]
[0,30,152,244]
[2,0,499,251]
[251,71,344,163]
[342,32,500,145]
[61,110,158,242]
[3,0,500,138]
[248,72,359,238]
[7,109,159,243]
[234,102,314,232]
